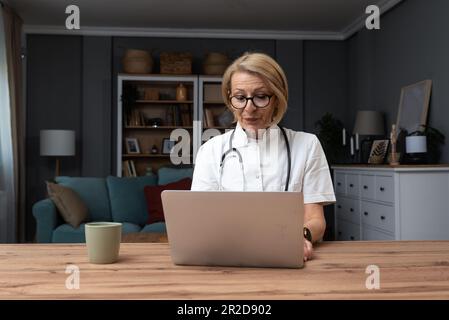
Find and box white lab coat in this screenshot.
[191,122,336,205]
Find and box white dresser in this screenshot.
[332,165,449,241]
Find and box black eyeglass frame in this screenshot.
[229,94,274,109]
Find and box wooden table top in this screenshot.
[1,241,449,299]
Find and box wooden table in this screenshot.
[121,232,168,243]
[1,241,449,299]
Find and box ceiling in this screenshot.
[5,0,403,39]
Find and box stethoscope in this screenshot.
[219,126,291,191]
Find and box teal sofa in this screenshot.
[32,167,193,243]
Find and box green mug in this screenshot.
[85,222,122,264]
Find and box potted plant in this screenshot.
[422,125,445,164]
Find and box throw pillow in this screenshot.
[46,181,89,228]
[144,177,192,224]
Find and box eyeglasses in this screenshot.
[229,94,273,109]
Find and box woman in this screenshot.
[191,52,336,261]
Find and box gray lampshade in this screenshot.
[353,111,385,135]
[40,130,75,156]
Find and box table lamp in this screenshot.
[405,134,427,164]
[40,130,75,177]
[353,111,385,163]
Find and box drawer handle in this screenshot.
[349,184,354,188]
[380,187,385,192]
[381,216,386,220]
[337,182,341,186]
[350,208,354,212]
[350,236,355,240]
[338,231,342,235]
[363,185,368,189]
[364,212,368,216]
[337,205,342,209]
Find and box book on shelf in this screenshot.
[205,108,215,127]
[203,113,207,127]
[122,160,130,177]
[129,160,137,177]
[122,160,137,177]
[180,104,191,126]
[165,107,174,126]
[127,109,144,127]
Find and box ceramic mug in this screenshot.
[85,222,122,264]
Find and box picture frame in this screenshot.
[125,138,140,154]
[396,80,432,135]
[368,140,390,164]
[162,138,176,155]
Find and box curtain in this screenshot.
[0,3,24,243]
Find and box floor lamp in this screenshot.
[40,130,75,177]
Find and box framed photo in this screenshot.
[396,80,432,135]
[162,138,176,155]
[125,138,140,154]
[368,140,390,164]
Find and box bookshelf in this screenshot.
[117,74,197,177]
[117,74,235,177]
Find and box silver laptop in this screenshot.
[161,191,304,269]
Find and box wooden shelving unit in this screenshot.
[117,74,234,177]
[118,74,197,177]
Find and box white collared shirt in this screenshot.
[191,122,336,205]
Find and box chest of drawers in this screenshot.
[332,165,449,241]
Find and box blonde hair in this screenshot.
[221,52,289,125]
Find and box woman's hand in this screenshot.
[304,239,313,261]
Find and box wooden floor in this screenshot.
[1,241,449,299]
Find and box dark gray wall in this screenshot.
[347,0,449,163]
[82,36,112,177]
[276,40,304,131]
[304,41,348,133]
[26,35,83,240]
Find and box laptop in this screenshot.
[161,191,304,269]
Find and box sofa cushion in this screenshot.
[52,222,142,243]
[120,222,142,234]
[141,222,167,233]
[158,166,193,185]
[52,223,86,243]
[144,178,192,224]
[56,177,112,221]
[46,182,88,228]
[106,175,157,225]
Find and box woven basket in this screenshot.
[122,49,153,74]
[160,52,192,74]
[203,52,229,75]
